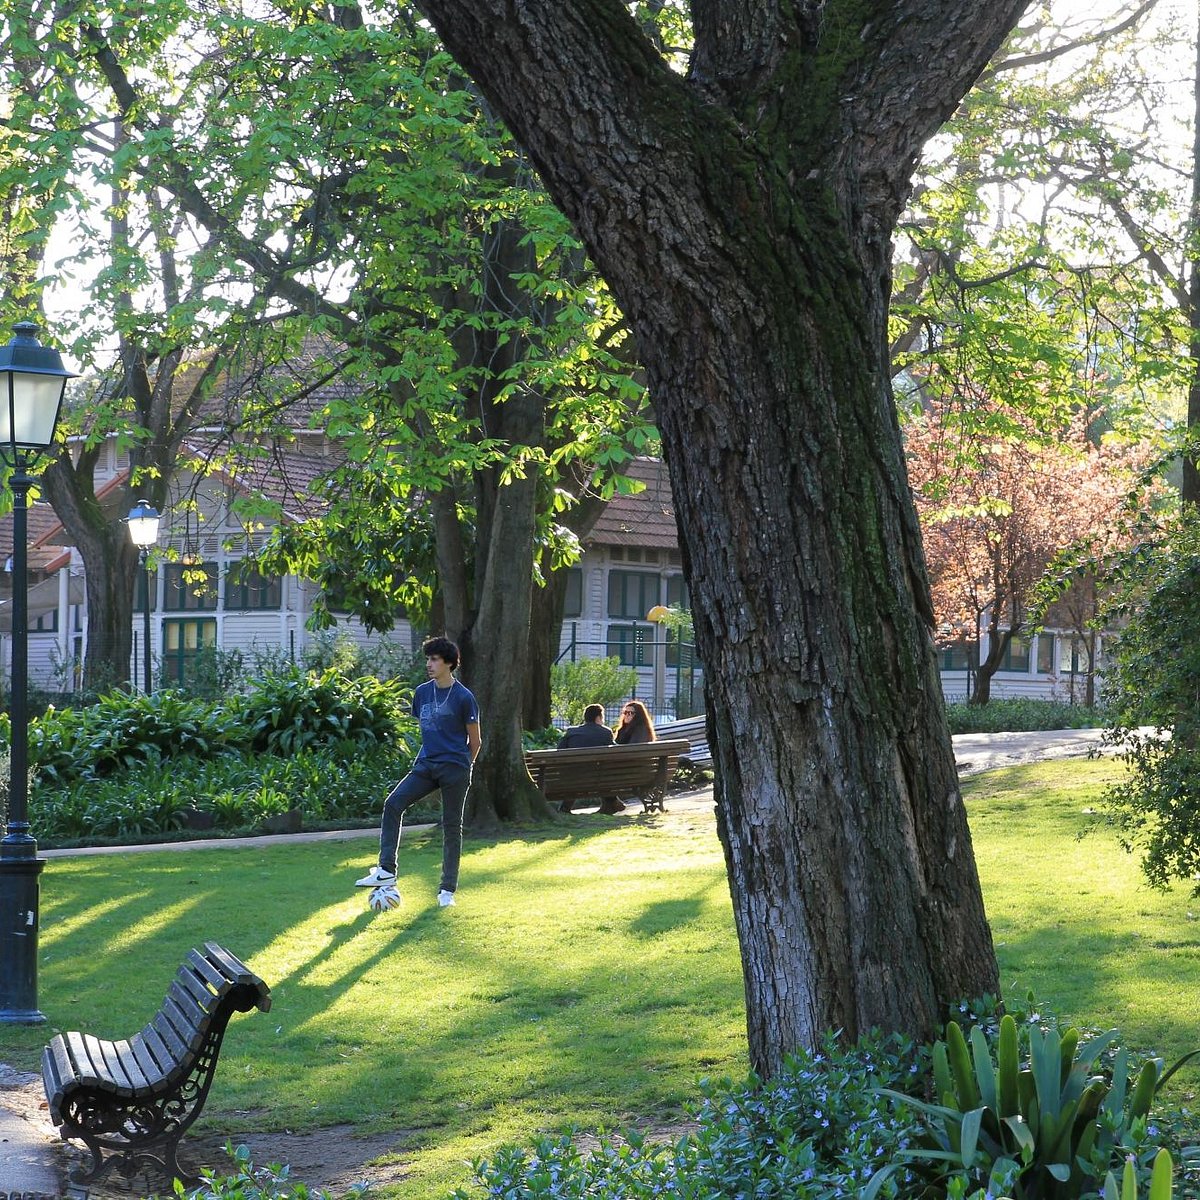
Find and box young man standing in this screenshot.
[356,636,481,907]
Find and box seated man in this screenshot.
[557,703,616,749]
[556,703,617,814]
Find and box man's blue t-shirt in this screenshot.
[413,679,479,769]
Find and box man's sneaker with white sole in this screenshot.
[355,866,397,887]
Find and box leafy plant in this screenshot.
[164,1141,368,1199]
[1104,1149,1174,1200]
[549,656,638,725]
[1096,516,1200,893]
[868,1015,1194,1199]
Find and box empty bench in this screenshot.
[41,942,271,1191]
[525,738,691,814]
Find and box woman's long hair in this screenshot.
[615,699,657,744]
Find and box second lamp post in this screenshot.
[126,501,161,694]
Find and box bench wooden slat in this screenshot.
[42,1036,73,1118]
[65,1030,112,1091]
[174,960,221,1012]
[111,1038,152,1093]
[149,1005,192,1068]
[128,1030,168,1091]
[187,947,235,996]
[91,1035,136,1093]
[136,1018,173,1074]
[165,981,212,1048]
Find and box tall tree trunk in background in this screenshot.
[41,450,141,692]
[463,472,544,825]
[415,0,1015,1074]
[437,215,550,824]
[1184,9,1200,508]
[524,569,568,730]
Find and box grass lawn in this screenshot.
[2,759,1199,1197]
[968,757,1200,1085]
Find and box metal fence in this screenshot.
[553,628,705,725]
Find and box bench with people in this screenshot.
[524,701,690,815]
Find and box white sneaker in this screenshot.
[355,866,397,888]
[437,890,456,907]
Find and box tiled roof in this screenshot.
[182,433,342,522]
[586,457,679,550]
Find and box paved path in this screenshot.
[0,727,1123,1195]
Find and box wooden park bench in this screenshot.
[524,738,691,814]
[41,941,271,1192]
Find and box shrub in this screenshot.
[945,698,1102,735]
[27,690,240,786]
[550,657,638,725]
[1095,518,1200,893]
[456,1030,925,1200]
[31,743,421,846]
[233,668,411,755]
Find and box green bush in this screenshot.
[945,698,1102,735]
[1096,517,1200,893]
[550,656,638,725]
[25,690,240,786]
[31,743,420,846]
[232,667,410,755]
[456,1030,926,1199]
[1,668,413,793]
[19,668,418,846]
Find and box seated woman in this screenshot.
[598,700,657,814]
[615,699,657,745]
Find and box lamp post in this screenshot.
[126,501,161,694]
[646,605,670,718]
[0,321,74,1025]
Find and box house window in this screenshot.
[1067,638,1093,674]
[998,636,1030,673]
[1036,635,1055,674]
[665,574,689,610]
[563,568,583,618]
[225,560,282,611]
[608,570,660,620]
[161,618,217,683]
[29,609,58,633]
[938,640,972,671]
[163,562,218,611]
[607,624,650,667]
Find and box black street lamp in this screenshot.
[126,500,161,694]
[0,321,74,1025]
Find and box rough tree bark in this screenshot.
[413,0,1018,1074]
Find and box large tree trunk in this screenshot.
[415,0,1016,1074]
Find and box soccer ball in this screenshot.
[368,883,401,912]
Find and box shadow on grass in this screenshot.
[16,817,743,1166]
